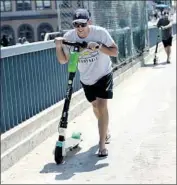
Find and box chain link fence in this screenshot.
[55,0,149,67]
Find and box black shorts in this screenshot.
[162,37,172,48]
[81,72,113,103]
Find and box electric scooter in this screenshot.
[54,40,98,164]
[153,27,162,65]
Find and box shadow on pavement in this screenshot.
[143,61,170,69]
[40,145,109,181]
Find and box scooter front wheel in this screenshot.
[54,146,64,164]
[153,58,158,65]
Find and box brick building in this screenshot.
[1,0,85,45]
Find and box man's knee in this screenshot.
[166,46,171,52]
[92,100,98,109]
[96,98,108,113]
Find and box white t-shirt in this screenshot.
[63,25,115,85]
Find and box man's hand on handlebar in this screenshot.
[160,26,166,30]
[87,42,101,50]
[157,26,165,30]
[54,37,66,48]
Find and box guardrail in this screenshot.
[1,41,82,133]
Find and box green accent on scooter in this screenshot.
[68,52,79,73]
[71,132,81,139]
[56,141,64,147]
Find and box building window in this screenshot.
[1,25,15,45]
[1,0,12,12]
[37,23,54,41]
[18,24,34,42]
[16,0,32,11]
[36,0,51,10]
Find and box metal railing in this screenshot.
[1,41,82,133]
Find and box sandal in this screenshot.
[98,148,108,157]
[105,134,111,144]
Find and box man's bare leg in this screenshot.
[166,46,171,62]
[165,46,171,63]
[92,100,110,143]
[92,100,99,119]
[96,98,109,152]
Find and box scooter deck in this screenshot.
[65,137,82,152]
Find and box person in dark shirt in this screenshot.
[157,10,173,63]
[1,35,9,47]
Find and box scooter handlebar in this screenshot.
[62,41,88,48]
[62,41,100,49]
[54,39,100,49]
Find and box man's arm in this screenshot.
[99,43,118,57]
[98,28,118,57]
[55,37,69,64]
[163,19,173,29]
[157,19,161,28]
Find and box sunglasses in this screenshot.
[73,22,87,28]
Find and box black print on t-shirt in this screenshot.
[79,50,99,64]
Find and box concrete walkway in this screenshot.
[1,40,176,184]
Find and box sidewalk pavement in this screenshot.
[1,40,176,184]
